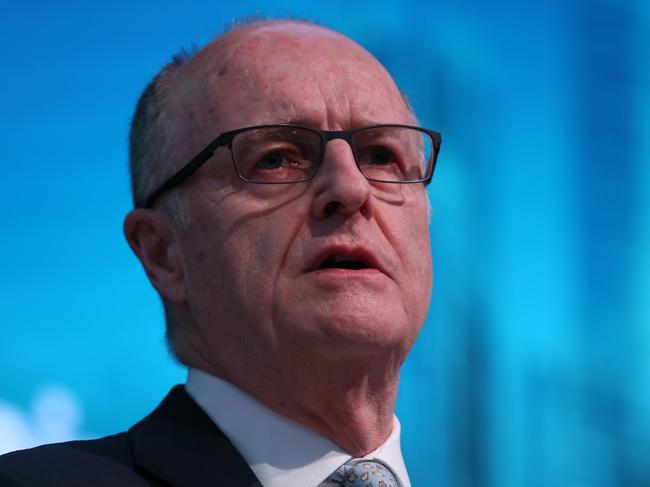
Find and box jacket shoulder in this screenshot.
[0,434,152,486]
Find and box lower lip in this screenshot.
[308,268,385,278]
[304,268,390,292]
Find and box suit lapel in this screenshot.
[128,385,259,487]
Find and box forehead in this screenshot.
[183,22,413,131]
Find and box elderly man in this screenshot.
[0,18,440,487]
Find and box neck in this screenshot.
[270,358,401,456]
[188,345,404,456]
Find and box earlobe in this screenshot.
[123,209,187,304]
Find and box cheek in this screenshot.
[408,220,433,307]
[387,190,432,269]
[409,211,432,279]
[219,204,306,313]
[180,221,277,350]
[389,196,433,317]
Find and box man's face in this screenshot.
[172,23,432,373]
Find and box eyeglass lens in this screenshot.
[231,126,433,183]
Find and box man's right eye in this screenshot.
[243,147,311,181]
[256,151,291,170]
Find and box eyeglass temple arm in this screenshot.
[142,137,227,208]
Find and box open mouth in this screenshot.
[319,254,370,270]
[308,247,383,274]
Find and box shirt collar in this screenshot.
[185,368,411,487]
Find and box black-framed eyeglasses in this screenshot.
[142,124,442,208]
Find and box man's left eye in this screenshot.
[362,146,398,166]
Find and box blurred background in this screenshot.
[1,0,649,485]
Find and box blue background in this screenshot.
[2,1,649,485]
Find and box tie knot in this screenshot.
[321,459,399,486]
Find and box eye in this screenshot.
[244,147,312,181]
[357,145,400,168]
[256,151,292,170]
[254,149,309,172]
[354,139,407,181]
[365,146,397,166]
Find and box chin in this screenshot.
[306,304,414,352]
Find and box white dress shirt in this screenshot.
[185,368,411,487]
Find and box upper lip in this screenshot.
[307,244,386,274]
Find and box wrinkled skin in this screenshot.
[125,21,433,455]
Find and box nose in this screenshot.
[311,139,372,220]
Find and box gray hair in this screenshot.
[128,15,307,212]
[128,47,197,210]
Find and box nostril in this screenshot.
[323,201,340,216]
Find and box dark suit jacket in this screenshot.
[0,385,261,486]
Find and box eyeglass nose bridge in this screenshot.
[311,129,365,181]
[322,129,354,143]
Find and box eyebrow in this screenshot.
[273,115,319,126]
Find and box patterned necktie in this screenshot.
[319,459,399,487]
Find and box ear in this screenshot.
[123,209,187,304]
